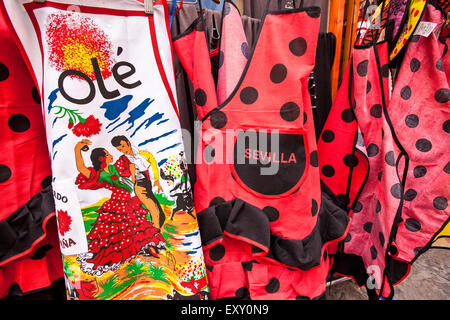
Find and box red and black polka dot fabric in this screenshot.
[319,3,449,300]
[316,60,369,218]
[385,4,449,266]
[198,198,336,300]
[343,41,406,299]
[319,41,402,299]
[216,1,249,105]
[174,3,350,299]
[0,9,63,298]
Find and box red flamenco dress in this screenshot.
[75,163,165,275]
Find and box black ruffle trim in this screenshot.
[0,186,55,266]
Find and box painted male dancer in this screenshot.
[111,135,165,228]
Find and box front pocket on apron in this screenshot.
[231,128,309,198]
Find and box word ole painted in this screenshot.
[58,57,142,105]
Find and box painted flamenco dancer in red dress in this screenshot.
[74,139,165,276]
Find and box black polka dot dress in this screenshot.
[319,40,403,298]
[317,2,449,300]
[174,1,350,299]
[0,9,63,298]
[384,5,449,267]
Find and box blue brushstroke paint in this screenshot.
[106,117,120,130]
[52,117,58,127]
[157,142,181,154]
[127,98,155,129]
[181,242,193,246]
[158,158,168,167]
[185,251,197,255]
[52,151,58,160]
[184,231,199,237]
[100,95,133,120]
[138,129,177,147]
[108,98,155,133]
[52,134,68,149]
[47,89,59,113]
[193,245,202,250]
[157,119,169,125]
[169,0,177,26]
[130,112,164,138]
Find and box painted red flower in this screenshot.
[57,209,72,236]
[72,115,102,137]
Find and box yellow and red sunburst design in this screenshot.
[46,12,115,80]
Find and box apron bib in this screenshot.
[324,2,449,299]
[318,38,407,299]
[174,0,350,299]
[342,41,407,299]
[1,0,208,300]
[385,3,449,266]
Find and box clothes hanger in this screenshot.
[144,0,154,14]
